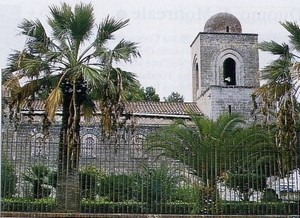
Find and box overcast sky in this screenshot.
[1,0,300,101]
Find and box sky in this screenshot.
[1,0,300,101]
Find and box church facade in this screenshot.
[2,12,260,184]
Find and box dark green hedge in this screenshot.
[1,198,55,212]
[2,198,299,215]
[221,202,299,215]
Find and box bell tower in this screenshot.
[191,12,259,120]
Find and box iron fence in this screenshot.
[1,127,300,215]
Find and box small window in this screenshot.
[226,26,229,33]
[195,63,199,90]
[228,105,232,114]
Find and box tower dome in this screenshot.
[204,12,242,33]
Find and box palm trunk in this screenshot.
[55,83,81,212]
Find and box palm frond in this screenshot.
[111,39,141,63]
[18,18,49,52]
[281,21,300,52]
[81,65,104,87]
[70,3,94,43]
[45,87,62,121]
[48,3,73,41]
[95,16,129,47]
[259,41,290,58]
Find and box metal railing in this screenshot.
[1,127,300,215]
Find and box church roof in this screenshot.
[204,12,242,33]
[21,100,202,118]
[125,101,201,117]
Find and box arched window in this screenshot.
[81,134,96,158]
[223,58,236,85]
[31,133,48,157]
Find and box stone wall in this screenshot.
[191,32,259,121]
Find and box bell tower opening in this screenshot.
[223,58,236,85]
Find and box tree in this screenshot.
[253,21,300,177]
[144,86,160,102]
[127,85,160,102]
[147,114,270,208]
[164,92,184,102]
[4,3,140,212]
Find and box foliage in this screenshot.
[254,21,300,177]
[1,198,55,212]
[143,86,160,102]
[2,198,298,215]
[261,188,280,202]
[125,84,146,101]
[146,114,273,212]
[79,166,104,200]
[23,164,57,199]
[164,92,184,102]
[147,114,269,185]
[127,85,161,102]
[4,2,140,211]
[221,202,298,215]
[80,199,145,213]
[132,164,180,206]
[1,156,17,198]
[225,173,267,201]
[98,173,135,202]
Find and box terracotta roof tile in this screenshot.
[124,101,201,116]
[21,100,202,117]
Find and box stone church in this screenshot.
[2,12,259,177]
[191,12,259,121]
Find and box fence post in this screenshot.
[0,68,3,215]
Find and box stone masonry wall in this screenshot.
[209,85,255,121]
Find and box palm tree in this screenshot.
[4,3,140,212]
[254,21,300,177]
[146,114,269,209]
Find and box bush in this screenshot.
[221,202,299,215]
[99,174,135,202]
[132,164,181,213]
[1,198,55,212]
[80,166,104,200]
[23,165,57,199]
[261,188,280,202]
[80,199,144,213]
[1,157,17,198]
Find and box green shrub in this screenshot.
[221,202,298,215]
[187,184,221,215]
[79,165,104,200]
[132,164,181,213]
[172,186,196,203]
[261,188,280,202]
[80,199,144,213]
[99,174,135,202]
[1,198,55,212]
[23,165,57,199]
[1,157,17,198]
[2,198,298,214]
